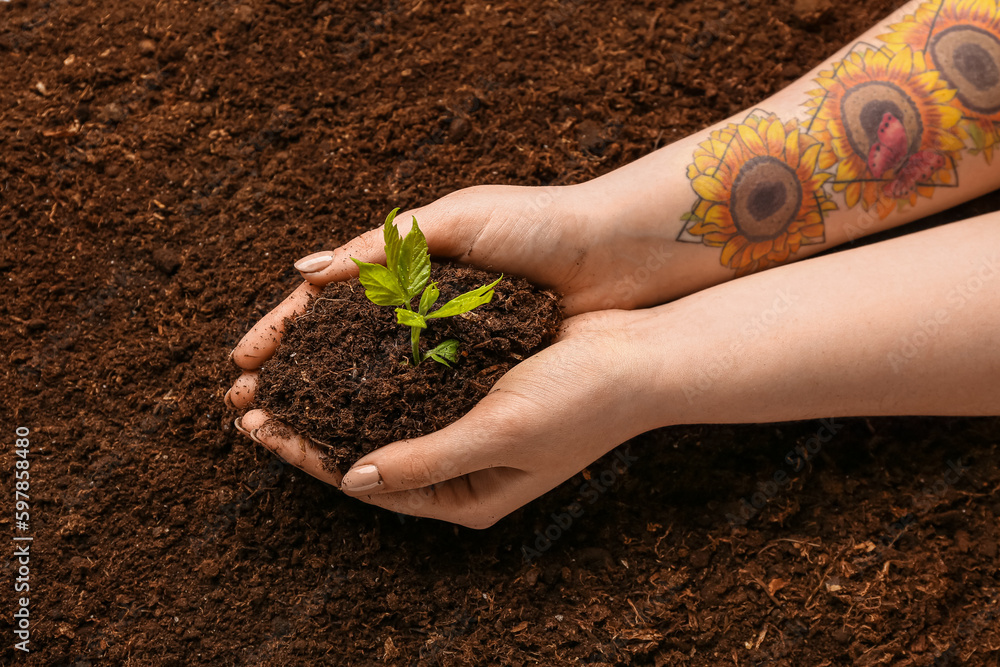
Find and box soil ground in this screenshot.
[2,0,999,665]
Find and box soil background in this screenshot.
[2,0,999,665]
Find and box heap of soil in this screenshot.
[255,267,561,469]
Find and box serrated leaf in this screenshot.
[395,308,426,329]
[351,257,407,306]
[383,208,403,274]
[397,217,432,300]
[427,276,502,319]
[419,282,440,316]
[425,339,460,366]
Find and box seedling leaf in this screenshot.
[427,276,503,319]
[383,208,403,274]
[425,339,460,366]
[395,308,427,329]
[397,217,432,300]
[351,258,407,306]
[419,282,440,316]
[355,209,503,366]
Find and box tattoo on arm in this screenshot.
[679,0,1000,275]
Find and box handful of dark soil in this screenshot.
[255,265,562,470]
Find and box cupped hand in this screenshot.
[290,183,675,317]
[231,308,664,528]
[226,183,673,524]
[228,183,670,398]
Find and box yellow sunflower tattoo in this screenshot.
[679,113,837,275]
[804,46,964,218]
[882,0,1000,161]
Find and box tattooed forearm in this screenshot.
[679,0,1000,274]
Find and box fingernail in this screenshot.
[224,388,235,409]
[249,429,266,445]
[294,252,334,274]
[233,417,250,436]
[342,464,381,493]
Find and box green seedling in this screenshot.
[351,208,502,366]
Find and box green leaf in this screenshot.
[419,282,440,316]
[427,276,502,319]
[395,308,427,329]
[351,258,407,306]
[382,208,403,275]
[425,339,460,366]
[397,217,432,300]
[967,122,986,150]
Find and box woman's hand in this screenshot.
[228,183,675,397]
[226,183,675,525]
[289,183,677,316]
[234,308,662,528]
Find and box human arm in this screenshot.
[229,0,1000,387]
[283,0,1000,313]
[243,211,1000,527]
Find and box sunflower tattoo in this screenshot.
[805,45,964,217]
[882,0,1000,161]
[681,0,999,273]
[679,114,836,275]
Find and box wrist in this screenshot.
[617,304,706,431]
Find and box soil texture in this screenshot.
[3,0,1000,665]
[255,267,560,469]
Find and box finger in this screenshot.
[225,372,258,409]
[338,390,525,497]
[294,203,471,285]
[293,223,390,285]
[353,467,535,529]
[232,281,321,370]
[240,409,342,486]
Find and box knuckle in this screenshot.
[399,452,436,487]
[458,511,498,530]
[355,232,383,258]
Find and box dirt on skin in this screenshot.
[3,0,1000,665]
[254,267,561,469]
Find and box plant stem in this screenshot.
[410,325,421,365]
[399,299,422,365]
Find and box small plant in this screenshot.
[351,208,502,366]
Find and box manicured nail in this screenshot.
[342,464,382,493]
[294,252,334,274]
[233,417,250,436]
[224,388,235,409]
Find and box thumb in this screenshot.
[339,390,526,496]
[291,219,395,286]
[292,201,468,286]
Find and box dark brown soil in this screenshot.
[4,0,1000,665]
[255,267,560,468]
